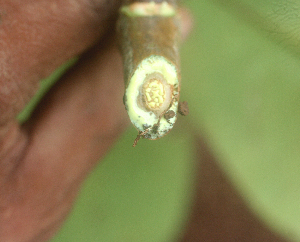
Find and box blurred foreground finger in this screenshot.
[1,37,128,242]
[0,0,120,124]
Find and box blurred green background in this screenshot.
[20,0,300,241]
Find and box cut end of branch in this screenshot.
[125,55,179,140]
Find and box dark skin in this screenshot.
[0,1,192,241]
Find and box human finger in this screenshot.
[0,37,128,242]
[0,0,120,125]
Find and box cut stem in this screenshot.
[118,0,181,141]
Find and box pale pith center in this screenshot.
[142,79,166,110]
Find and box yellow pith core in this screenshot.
[143,79,165,110]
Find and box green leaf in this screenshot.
[181,0,300,240]
[51,126,195,242]
[211,0,300,58]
